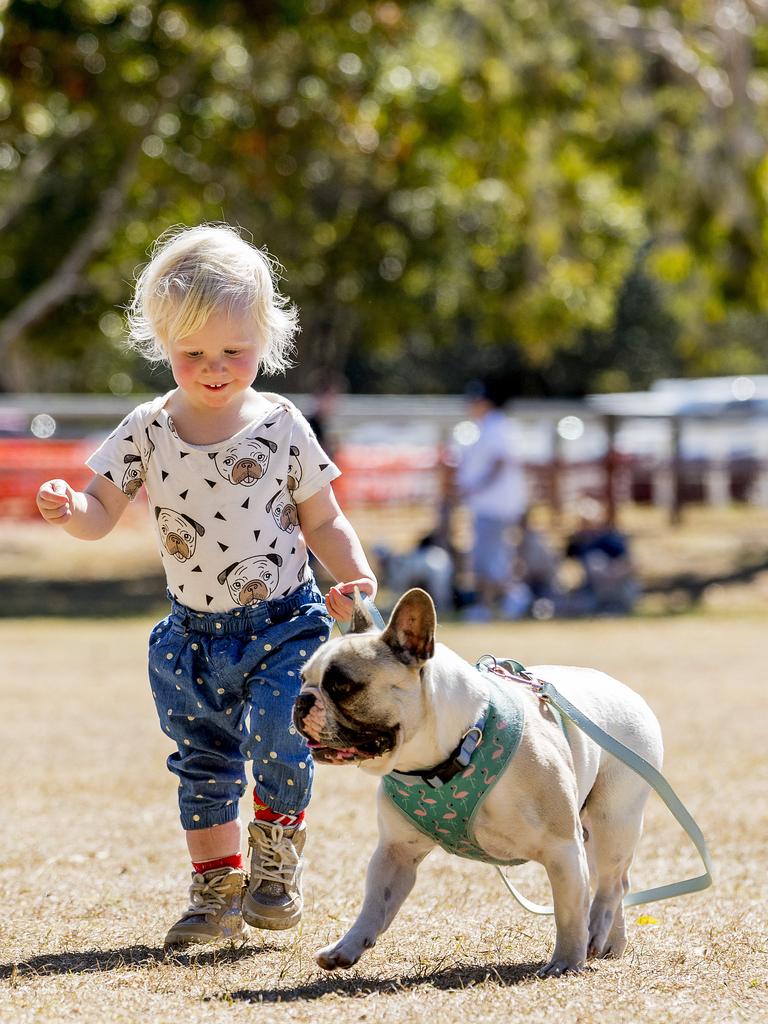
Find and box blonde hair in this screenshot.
[125,223,298,375]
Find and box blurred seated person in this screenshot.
[373,531,455,612]
[516,518,562,600]
[562,498,639,614]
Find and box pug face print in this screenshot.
[266,488,298,534]
[287,445,303,494]
[155,506,205,562]
[217,553,283,606]
[211,436,278,486]
[122,454,144,497]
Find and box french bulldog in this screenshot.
[294,588,663,977]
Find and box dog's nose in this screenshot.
[294,692,316,726]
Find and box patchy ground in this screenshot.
[1,611,766,1023]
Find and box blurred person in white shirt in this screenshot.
[454,379,528,621]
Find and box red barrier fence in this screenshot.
[0,439,447,520]
[333,445,444,507]
[0,439,97,520]
[2,437,761,522]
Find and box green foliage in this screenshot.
[1,0,768,395]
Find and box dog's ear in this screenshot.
[349,586,375,634]
[381,589,436,665]
[254,436,278,453]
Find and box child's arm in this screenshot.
[297,484,377,622]
[36,474,130,540]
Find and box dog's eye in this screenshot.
[323,669,364,702]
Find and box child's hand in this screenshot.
[325,579,377,623]
[36,479,78,524]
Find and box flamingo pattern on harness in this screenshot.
[382,668,527,866]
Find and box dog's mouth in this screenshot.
[305,726,400,765]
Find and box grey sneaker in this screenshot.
[163,866,249,952]
[242,819,305,930]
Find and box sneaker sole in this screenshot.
[241,893,302,930]
[163,923,251,954]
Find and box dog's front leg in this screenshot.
[316,833,432,971]
[538,838,591,977]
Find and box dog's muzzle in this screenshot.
[232,459,263,484]
[293,690,400,765]
[165,534,191,560]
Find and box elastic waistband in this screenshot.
[168,580,321,635]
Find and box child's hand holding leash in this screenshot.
[325,579,377,622]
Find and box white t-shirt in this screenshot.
[454,409,527,521]
[87,391,340,612]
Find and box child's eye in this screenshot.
[224,349,241,356]
[185,351,202,359]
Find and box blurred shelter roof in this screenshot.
[587,376,768,418]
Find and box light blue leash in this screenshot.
[335,601,713,915]
[335,594,387,633]
[490,665,714,915]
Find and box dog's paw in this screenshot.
[537,957,585,978]
[587,937,626,960]
[315,942,362,971]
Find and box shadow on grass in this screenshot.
[0,942,282,978]
[1,948,547,994]
[219,960,545,1003]
[0,576,168,617]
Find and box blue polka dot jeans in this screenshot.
[148,580,333,830]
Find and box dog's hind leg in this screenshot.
[582,783,649,959]
[539,837,591,977]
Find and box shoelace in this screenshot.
[183,871,236,918]
[250,822,300,888]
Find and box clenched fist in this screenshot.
[36,479,78,524]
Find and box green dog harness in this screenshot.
[382,661,527,865]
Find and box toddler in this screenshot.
[36,224,376,951]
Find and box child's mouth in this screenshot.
[204,383,229,391]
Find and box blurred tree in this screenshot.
[1,0,767,395]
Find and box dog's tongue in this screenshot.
[306,741,361,760]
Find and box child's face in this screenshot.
[167,311,263,411]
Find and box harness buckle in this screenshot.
[457,726,483,767]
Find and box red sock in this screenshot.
[253,787,305,828]
[192,852,243,874]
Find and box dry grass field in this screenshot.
[2,609,766,1024]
